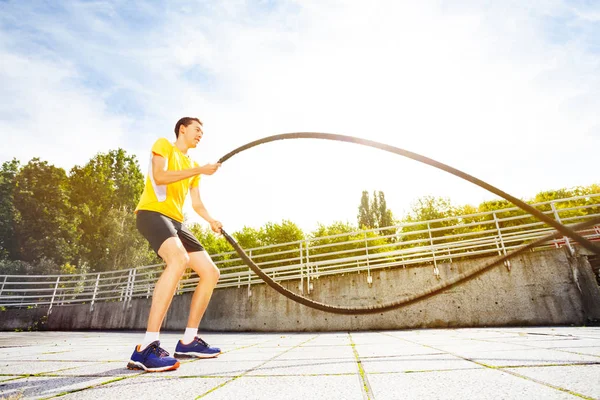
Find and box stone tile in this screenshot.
[168,358,267,377]
[464,348,600,367]
[354,343,443,358]
[276,343,355,361]
[0,375,23,383]
[0,375,113,399]
[362,353,482,373]
[368,368,577,400]
[199,375,363,400]
[555,346,600,357]
[218,346,287,362]
[41,361,143,377]
[0,360,99,375]
[246,357,357,376]
[504,364,600,399]
[57,375,229,400]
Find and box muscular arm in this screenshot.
[154,155,226,186]
[190,186,216,223]
[152,154,200,185]
[152,155,221,185]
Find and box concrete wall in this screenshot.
[2,248,600,332]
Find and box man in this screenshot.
[127,117,223,372]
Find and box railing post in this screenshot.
[551,201,574,255]
[299,264,304,294]
[427,223,440,279]
[247,272,252,298]
[493,212,511,270]
[305,240,311,265]
[364,232,372,285]
[90,273,100,312]
[247,250,254,297]
[123,269,132,310]
[0,276,6,297]
[307,263,312,294]
[299,241,307,294]
[48,276,60,315]
[128,268,136,308]
[307,239,315,279]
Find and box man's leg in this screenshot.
[185,251,220,330]
[173,251,222,358]
[146,237,190,332]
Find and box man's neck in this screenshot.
[174,138,189,155]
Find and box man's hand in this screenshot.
[199,163,221,176]
[209,220,223,234]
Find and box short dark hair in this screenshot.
[174,117,202,138]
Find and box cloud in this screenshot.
[0,0,598,233]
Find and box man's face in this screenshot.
[181,121,203,148]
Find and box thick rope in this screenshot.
[217,132,600,314]
[218,132,600,254]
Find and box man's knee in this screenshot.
[202,265,220,286]
[164,250,190,272]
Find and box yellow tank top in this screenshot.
[135,138,200,222]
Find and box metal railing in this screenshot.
[1,194,599,310]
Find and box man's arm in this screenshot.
[190,186,223,233]
[152,155,220,185]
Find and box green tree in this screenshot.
[69,149,145,271]
[358,190,394,231]
[357,190,374,228]
[399,196,455,247]
[261,220,304,246]
[94,207,158,271]
[309,221,389,266]
[13,158,78,268]
[0,159,19,260]
[232,226,263,249]
[375,191,395,240]
[188,224,232,256]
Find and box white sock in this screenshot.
[140,331,160,351]
[182,327,198,344]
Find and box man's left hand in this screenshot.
[210,220,223,234]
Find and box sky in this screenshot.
[1,0,599,233]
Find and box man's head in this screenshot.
[174,117,203,148]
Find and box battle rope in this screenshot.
[216,133,600,314]
[218,133,599,254]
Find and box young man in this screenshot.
[127,117,223,372]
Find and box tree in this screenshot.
[357,191,374,228]
[261,220,304,246]
[376,191,395,240]
[94,206,158,271]
[400,196,455,244]
[69,149,145,271]
[230,226,261,249]
[0,159,19,260]
[357,190,395,234]
[188,224,232,256]
[309,221,389,265]
[13,158,78,268]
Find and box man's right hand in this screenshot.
[199,163,221,175]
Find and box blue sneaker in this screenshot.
[127,340,180,372]
[175,337,221,358]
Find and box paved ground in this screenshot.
[0,327,599,400]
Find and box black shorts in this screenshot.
[136,210,205,255]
